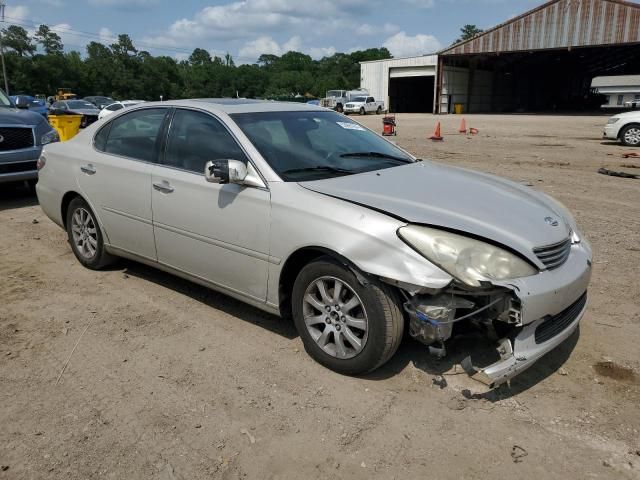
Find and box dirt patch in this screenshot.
[593,361,638,383]
[2,115,640,480]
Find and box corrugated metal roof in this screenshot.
[591,74,640,86]
[440,0,640,55]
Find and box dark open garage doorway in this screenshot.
[389,76,435,113]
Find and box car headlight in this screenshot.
[41,128,60,145]
[398,225,538,287]
[607,118,620,125]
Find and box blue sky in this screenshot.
[5,0,546,62]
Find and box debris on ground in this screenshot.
[622,152,640,158]
[511,445,528,463]
[446,397,467,411]
[240,428,256,444]
[432,375,447,389]
[597,167,639,179]
[558,368,568,376]
[32,219,39,224]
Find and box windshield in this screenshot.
[0,89,11,107]
[231,111,414,181]
[326,91,343,98]
[67,100,96,109]
[352,97,367,102]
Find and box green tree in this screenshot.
[189,48,212,66]
[2,25,36,56]
[458,24,483,42]
[34,25,63,55]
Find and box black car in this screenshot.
[50,100,100,128]
[83,96,115,110]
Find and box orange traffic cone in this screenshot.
[459,118,467,134]
[469,127,479,135]
[429,122,444,141]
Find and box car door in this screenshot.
[77,107,169,261]
[366,97,375,112]
[151,108,271,301]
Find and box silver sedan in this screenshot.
[36,99,592,387]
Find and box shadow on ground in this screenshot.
[0,182,38,211]
[368,327,579,400]
[122,259,299,340]
[121,257,580,398]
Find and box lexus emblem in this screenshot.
[0,135,4,143]
[544,216,559,227]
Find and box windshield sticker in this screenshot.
[336,121,365,131]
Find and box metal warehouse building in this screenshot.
[362,0,640,114]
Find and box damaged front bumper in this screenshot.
[462,292,587,388]
[402,242,592,388]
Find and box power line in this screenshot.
[1,15,258,63]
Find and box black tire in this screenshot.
[66,197,114,270]
[620,124,640,147]
[292,257,404,375]
[376,106,382,115]
[336,104,344,113]
[359,107,366,115]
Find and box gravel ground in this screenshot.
[1,113,639,479]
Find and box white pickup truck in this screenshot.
[343,96,385,115]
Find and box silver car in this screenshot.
[36,100,592,387]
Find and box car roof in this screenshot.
[137,98,327,114]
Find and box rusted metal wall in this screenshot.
[441,0,640,55]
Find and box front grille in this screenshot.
[0,160,37,175]
[0,127,35,151]
[534,292,587,344]
[533,237,572,270]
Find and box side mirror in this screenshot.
[15,98,29,109]
[205,159,247,185]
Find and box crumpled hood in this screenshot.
[301,162,571,261]
[0,108,45,125]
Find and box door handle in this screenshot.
[80,164,96,175]
[153,181,175,193]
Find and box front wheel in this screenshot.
[292,257,404,375]
[359,107,366,115]
[620,124,640,146]
[66,197,114,270]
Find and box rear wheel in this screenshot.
[66,197,114,270]
[376,106,382,115]
[620,124,640,146]
[292,257,404,375]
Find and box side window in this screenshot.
[106,104,119,111]
[103,108,167,162]
[94,123,111,152]
[164,109,247,174]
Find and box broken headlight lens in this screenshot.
[398,225,538,287]
[606,118,620,124]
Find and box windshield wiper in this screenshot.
[340,151,412,163]
[282,166,353,176]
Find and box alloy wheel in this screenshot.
[624,127,640,146]
[71,207,98,259]
[302,276,369,359]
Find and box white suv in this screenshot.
[603,110,640,146]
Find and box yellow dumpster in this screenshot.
[48,114,83,141]
[454,103,464,114]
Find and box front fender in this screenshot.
[266,183,452,307]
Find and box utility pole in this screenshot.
[0,1,8,95]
